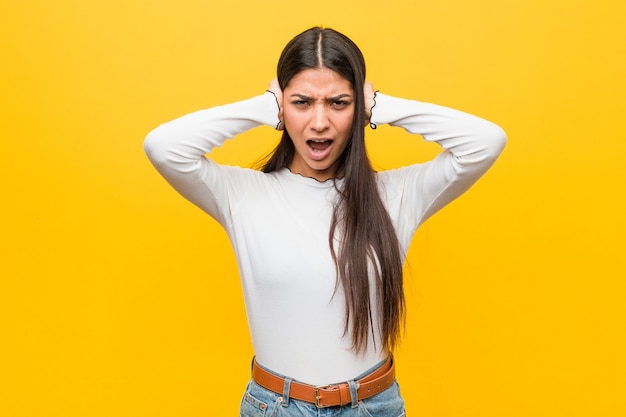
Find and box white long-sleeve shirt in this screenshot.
[144,91,506,385]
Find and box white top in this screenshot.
[144,91,506,385]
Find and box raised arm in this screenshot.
[143,91,280,221]
[370,91,507,244]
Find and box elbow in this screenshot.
[485,123,507,162]
[143,127,169,167]
[143,129,157,155]
[451,122,507,177]
[495,124,507,150]
[463,123,507,167]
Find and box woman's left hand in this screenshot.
[364,81,375,125]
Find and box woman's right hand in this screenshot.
[268,78,284,130]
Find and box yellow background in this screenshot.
[1,0,625,416]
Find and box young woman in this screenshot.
[144,27,506,416]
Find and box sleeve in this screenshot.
[371,93,507,245]
[143,92,280,225]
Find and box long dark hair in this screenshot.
[262,27,404,353]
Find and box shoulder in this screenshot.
[376,162,430,187]
[214,164,280,184]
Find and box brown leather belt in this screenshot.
[251,357,395,408]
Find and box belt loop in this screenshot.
[348,379,359,408]
[281,377,292,407]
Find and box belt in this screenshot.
[251,357,395,408]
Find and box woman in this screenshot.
[144,27,506,416]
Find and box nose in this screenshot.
[310,104,330,132]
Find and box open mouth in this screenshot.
[307,139,333,154]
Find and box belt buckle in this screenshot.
[314,387,331,409]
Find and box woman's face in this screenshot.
[283,67,355,181]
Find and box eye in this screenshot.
[292,99,310,107]
[331,100,351,108]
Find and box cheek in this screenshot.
[337,113,355,137]
[283,110,304,133]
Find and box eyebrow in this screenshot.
[290,93,353,101]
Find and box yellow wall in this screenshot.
[1,1,625,416]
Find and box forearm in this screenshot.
[143,92,279,221]
[371,93,507,229]
[144,92,280,174]
[370,93,507,175]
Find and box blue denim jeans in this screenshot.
[239,359,406,417]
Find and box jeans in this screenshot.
[239,359,406,417]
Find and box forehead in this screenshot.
[285,67,353,96]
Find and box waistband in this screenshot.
[251,356,395,409]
